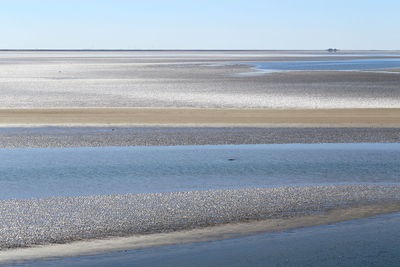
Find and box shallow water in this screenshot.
[2,143,400,266]
[18,212,400,267]
[1,143,400,200]
[248,58,400,72]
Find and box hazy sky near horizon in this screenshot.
[1,0,399,50]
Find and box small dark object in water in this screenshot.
[228,158,236,161]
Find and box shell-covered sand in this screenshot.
[1,185,400,249]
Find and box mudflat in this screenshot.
[1,52,400,109]
[1,108,399,127]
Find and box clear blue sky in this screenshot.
[1,0,399,50]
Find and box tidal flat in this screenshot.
[1,50,400,265]
[0,143,400,265]
[1,50,400,110]
[0,127,399,148]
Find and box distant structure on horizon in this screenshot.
[327,48,339,53]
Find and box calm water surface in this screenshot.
[248,58,400,72]
[1,143,400,199]
[2,143,400,266]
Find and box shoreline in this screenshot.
[1,51,400,265]
[1,185,400,250]
[0,108,400,127]
[1,203,400,264]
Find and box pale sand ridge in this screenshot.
[1,108,400,127]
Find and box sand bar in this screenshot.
[1,108,400,127]
[2,205,400,264]
[1,185,400,250]
[1,127,399,148]
[1,185,400,263]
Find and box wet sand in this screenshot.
[1,51,400,265]
[1,108,400,127]
[1,51,400,109]
[2,205,400,265]
[1,127,399,148]
[30,212,400,267]
[1,185,400,264]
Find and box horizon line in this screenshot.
[0,49,399,52]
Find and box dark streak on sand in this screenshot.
[0,127,399,148]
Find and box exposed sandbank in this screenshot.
[1,203,400,264]
[1,127,399,148]
[0,108,400,127]
[1,185,400,250]
[2,52,400,109]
